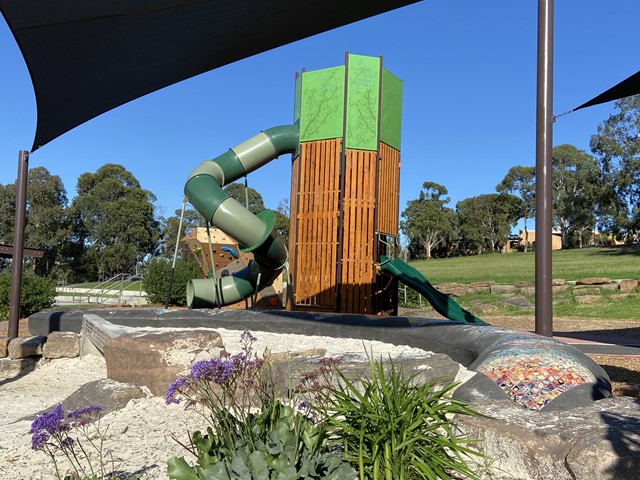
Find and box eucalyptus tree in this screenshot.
[552,145,601,248]
[456,193,522,254]
[0,167,69,276]
[590,95,640,241]
[401,182,456,259]
[496,166,535,251]
[69,163,161,279]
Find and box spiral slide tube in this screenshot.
[184,125,298,308]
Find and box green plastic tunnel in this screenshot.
[184,125,298,308]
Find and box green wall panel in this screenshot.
[381,68,403,151]
[345,54,380,151]
[299,66,345,142]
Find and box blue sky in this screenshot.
[1,0,638,234]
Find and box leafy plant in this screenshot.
[0,270,55,320]
[142,257,198,306]
[316,351,485,480]
[164,330,355,480]
[29,404,139,480]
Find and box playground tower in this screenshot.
[288,53,402,315]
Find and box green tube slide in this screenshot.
[184,125,299,308]
[380,256,488,326]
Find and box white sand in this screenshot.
[0,328,450,479]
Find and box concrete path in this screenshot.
[552,331,640,356]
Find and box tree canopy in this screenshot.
[401,182,456,259]
[0,167,69,276]
[69,163,160,278]
[496,166,535,251]
[552,144,601,248]
[456,193,522,254]
[590,95,640,241]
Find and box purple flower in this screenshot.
[31,430,50,450]
[190,358,235,383]
[61,437,75,449]
[165,377,190,405]
[241,330,257,344]
[68,405,103,419]
[297,401,311,411]
[319,356,343,366]
[30,404,66,435]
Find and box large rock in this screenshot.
[60,379,147,417]
[42,331,81,359]
[0,337,8,358]
[8,336,46,359]
[269,349,464,399]
[490,284,516,295]
[0,357,39,378]
[103,330,225,396]
[458,397,640,479]
[574,295,602,304]
[619,279,639,292]
[577,277,611,285]
[573,287,602,295]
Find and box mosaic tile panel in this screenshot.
[476,348,596,410]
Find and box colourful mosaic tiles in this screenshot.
[476,348,596,410]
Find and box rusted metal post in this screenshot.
[535,0,554,337]
[8,150,29,340]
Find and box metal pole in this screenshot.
[166,199,187,308]
[8,150,29,340]
[535,0,554,337]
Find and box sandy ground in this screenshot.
[1,314,638,479]
[0,328,434,480]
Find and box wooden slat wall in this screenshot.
[377,143,401,236]
[287,154,300,309]
[292,139,341,308]
[339,149,377,313]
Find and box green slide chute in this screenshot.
[184,125,298,308]
[380,256,488,326]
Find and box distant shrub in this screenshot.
[142,258,199,306]
[0,271,55,320]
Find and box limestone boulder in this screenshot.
[269,350,463,399]
[574,295,602,304]
[0,337,8,358]
[43,331,81,359]
[573,287,602,295]
[8,336,46,359]
[619,279,638,292]
[0,357,39,378]
[577,277,611,285]
[459,397,640,480]
[103,330,225,396]
[490,284,516,295]
[61,379,147,417]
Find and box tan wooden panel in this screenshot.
[377,143,400,236]
[339,148,377,313]
[292,139,341,308]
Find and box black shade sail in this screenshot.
[574,69,640,111]
[0,0,420,151]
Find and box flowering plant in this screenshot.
[29,403,139,480]
[165,330,356,480]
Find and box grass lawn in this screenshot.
[408,245,640,285]
[65,280,144,291]
[402,245,640,320]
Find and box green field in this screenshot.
[66,279,144,291]
[408,246,640,285]
[403,246,640,320]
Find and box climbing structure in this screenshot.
[288,53,402,315]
